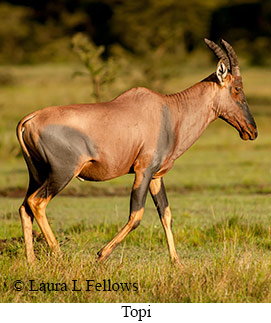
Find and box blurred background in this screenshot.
[0,0,270,65]
[0,0,270,187]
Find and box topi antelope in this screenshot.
[17,39,257,265]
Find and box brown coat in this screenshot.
[17,39,257,265]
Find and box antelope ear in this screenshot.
[216,59,228,84]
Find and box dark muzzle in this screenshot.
[237,101,257,141]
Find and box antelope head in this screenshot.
[205,38,257,141]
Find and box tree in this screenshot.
[72,33,116,102]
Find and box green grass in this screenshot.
[0,63,271,302]
[1,194,271,302]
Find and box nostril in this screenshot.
[248,124,258,139]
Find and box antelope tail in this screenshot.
[16,114,40,184]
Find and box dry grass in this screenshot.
[0,63,271,302]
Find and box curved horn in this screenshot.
[204,38,230,71]
[220,39,240,76]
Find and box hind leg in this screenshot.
[20,204,35,263]
[27,181,63,254]
[19,175,41,263]
[27,187,59,254]
[27,170,76,256]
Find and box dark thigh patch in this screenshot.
[37,125,97,192]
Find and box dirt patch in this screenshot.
[1,183,271,199]
[0,187,27,198]
[0,186,130,198]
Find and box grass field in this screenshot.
[0,63,271,302]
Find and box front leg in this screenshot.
[97,170,151,261]
[149,177,181,266]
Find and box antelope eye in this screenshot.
[234,87,240,93]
